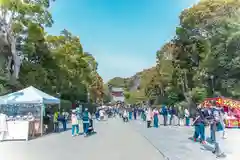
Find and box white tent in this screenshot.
[0,86,60,137]
[0,97,4,104]
[0,86,60,104]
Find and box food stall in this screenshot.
[0,86,60,141]
[202,97,240,128]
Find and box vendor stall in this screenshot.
[0,86,60,141]
[202,97,240,128]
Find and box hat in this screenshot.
[72,109,76,113]
[85,108,88,111]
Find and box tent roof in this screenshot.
[0,86,60,104]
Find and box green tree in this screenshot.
[145,0,240,109]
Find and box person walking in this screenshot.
[133,108,137,120]
[219,108,226,139]
[161,105,168,126]
[153,108,159,128]
[212,106,226,158]
[184,108,190,126]
[61,110,68,131]
[129,108,133,120]
[168,106,176,125]
[53,111,59,132]
[143,108,147,121]
[192,112,206,144]
[146,108,152,128]
[123,109,128,122]
[71,110,79,136]
[82,108,90,136]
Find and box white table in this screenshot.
[4,121,30,141]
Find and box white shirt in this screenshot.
[146,110,152,121]
[71,114,78,125]
[0,113,8,132]
[184,109,189,117]
[100,110,104,117]
[123,111,128,117]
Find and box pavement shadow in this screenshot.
[188,137,201,142]
[85,131,97,137]
[200,143,215,152]
[187,137,215,152]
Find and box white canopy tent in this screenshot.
[0,98,4,106]
[0,86,60,137]
[0,86,60,104]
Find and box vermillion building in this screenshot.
[110,87,124,102]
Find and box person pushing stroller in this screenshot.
[82,108,95,136]
[123,109,128,122]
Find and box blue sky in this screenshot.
[48,0,199,82]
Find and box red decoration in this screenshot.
[202,97,240,109]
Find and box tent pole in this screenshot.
[41,103,43,136]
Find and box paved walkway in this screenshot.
[130,119,240,160]
[0,119,165,160]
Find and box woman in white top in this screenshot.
[184,109,190,126]
[146,108,152,128]
[122,110,128,122]
[123,110,128,118]
[99,109,104,121]
[71,110,79,136]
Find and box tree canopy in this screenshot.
[0,0,104,103]
[145,0,240,109]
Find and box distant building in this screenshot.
[111,87,124,102]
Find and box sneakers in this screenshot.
[194,138,197,142]
[201,141,207,145]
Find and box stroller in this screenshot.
[122,113,128,122]
[86,118,96,136]
[123,116,128,122]
[122,110,129,122]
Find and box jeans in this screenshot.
[185,117,190,126]
[163,115,167,126]
[199,123,205,141]
[83,123,89,134]
[169,115,173,125]
[62,120,67,131]
[194,124,205,141]
[147,120,151,128]
[72,124,79,135]
[134,113,137,120]
[210,123,216,143]
[214,131,226,155]
[194,125,200,139]
[54,122,59,132]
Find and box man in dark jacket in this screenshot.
[169,106,176,125]
[193,110,206,144]
[82,108,90,136]
[161,105,168,126]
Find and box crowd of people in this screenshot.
[119,105,190,127]
[117,102,227,158]
[192,101,227,158]
[50,101,227,158]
